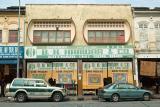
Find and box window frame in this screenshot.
[33,30,71,44]
[88,30,125,44]
[8,30,18,43]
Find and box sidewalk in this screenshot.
[152,94,160,99]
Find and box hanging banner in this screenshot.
[108,62,133,83]
[140,61,156,76]
[0,46,24,59]
[27,62,52,81]
[52,62,77,84]
[83,62,107,89]
[25,45,134,59]
[157,62,160,76]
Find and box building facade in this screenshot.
[134,7,160,93]
[0,6,25,83]
[24,4,135,95]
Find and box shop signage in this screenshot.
[25,46,134,59]
[108,62,132,72]
[0,46,24,59]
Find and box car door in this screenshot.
[127,84,142,98]
[34,80,50,97]
[24,80,37,97]
[115,83,129,98]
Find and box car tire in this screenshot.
[15,92,27,102]
[52,92,63,102]
[143,93,150,101]
[111,94,120,102]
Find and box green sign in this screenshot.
[25,46,134,59]
[27,63,52,71]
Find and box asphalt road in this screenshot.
[0,99,160,107]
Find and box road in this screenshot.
[0,99,160,107]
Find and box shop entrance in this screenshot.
[139,60,160,94]
[0,64,18,96]
[82,61,133,95]
[27,62,78,96]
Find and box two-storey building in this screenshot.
[134,7,160,93]
[0,6,25,82]
[24,4,134,95]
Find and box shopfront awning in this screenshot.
[0,60,17,64]
[25,45,134,59]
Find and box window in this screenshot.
[155,23,160,29]
[33,30,71,44]
[88,30,125,44]
[35,80,47,87]
[0,30,2,43]
[12,79,24,86]
[24,80,35,87]
[33,31,41,43]
[154,23,160,49]
[8,30,18,43]
[126,84,136,89]
[116,83,127,89]
[139,23,148,29]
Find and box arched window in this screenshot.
[84,20,131,44]
[154,21,160,49]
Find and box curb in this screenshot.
[65,96,99,101]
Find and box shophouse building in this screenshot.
[0,6,25,83]
[24,4,134,95]
[134,7,160,93]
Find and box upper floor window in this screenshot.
[88,30,125,44]
[8,30,18,43]
[138,23,148,29]
[33,30,71,44]
[84,20,131,44]
[0,30,2,43]
[155,23,160,29]
[28,20,75,44]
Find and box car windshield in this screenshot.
[104,83,113,89]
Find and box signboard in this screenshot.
[113,73,127,82]
[27,63,52,81]
[83,62,107,89]
[25,46,134,59]
[140,61,156,76]
[157,62,160,76]
[108,62,133,84]
[52,62,77,84]
[0,46,24,59]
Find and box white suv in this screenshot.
[5,78,67,102]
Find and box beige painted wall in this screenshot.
[26,4,133,46]
[134,15,160,52]
[0,15,25,46]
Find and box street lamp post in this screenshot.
[17,0,20,78]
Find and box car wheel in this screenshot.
[16,92,27,102]
[143,93,150,101]
[111,94,120,102]
[52,92,63,102]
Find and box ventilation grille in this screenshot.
[34,21,72,28]
[87,22,124,28]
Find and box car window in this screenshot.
[24,80,35,87]
[126,84,136,89]
[35,80,47,87]
[12,79,24,86]
[104,84,113,89]
[116,83,127,89]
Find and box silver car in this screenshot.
[5,78,67,102]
